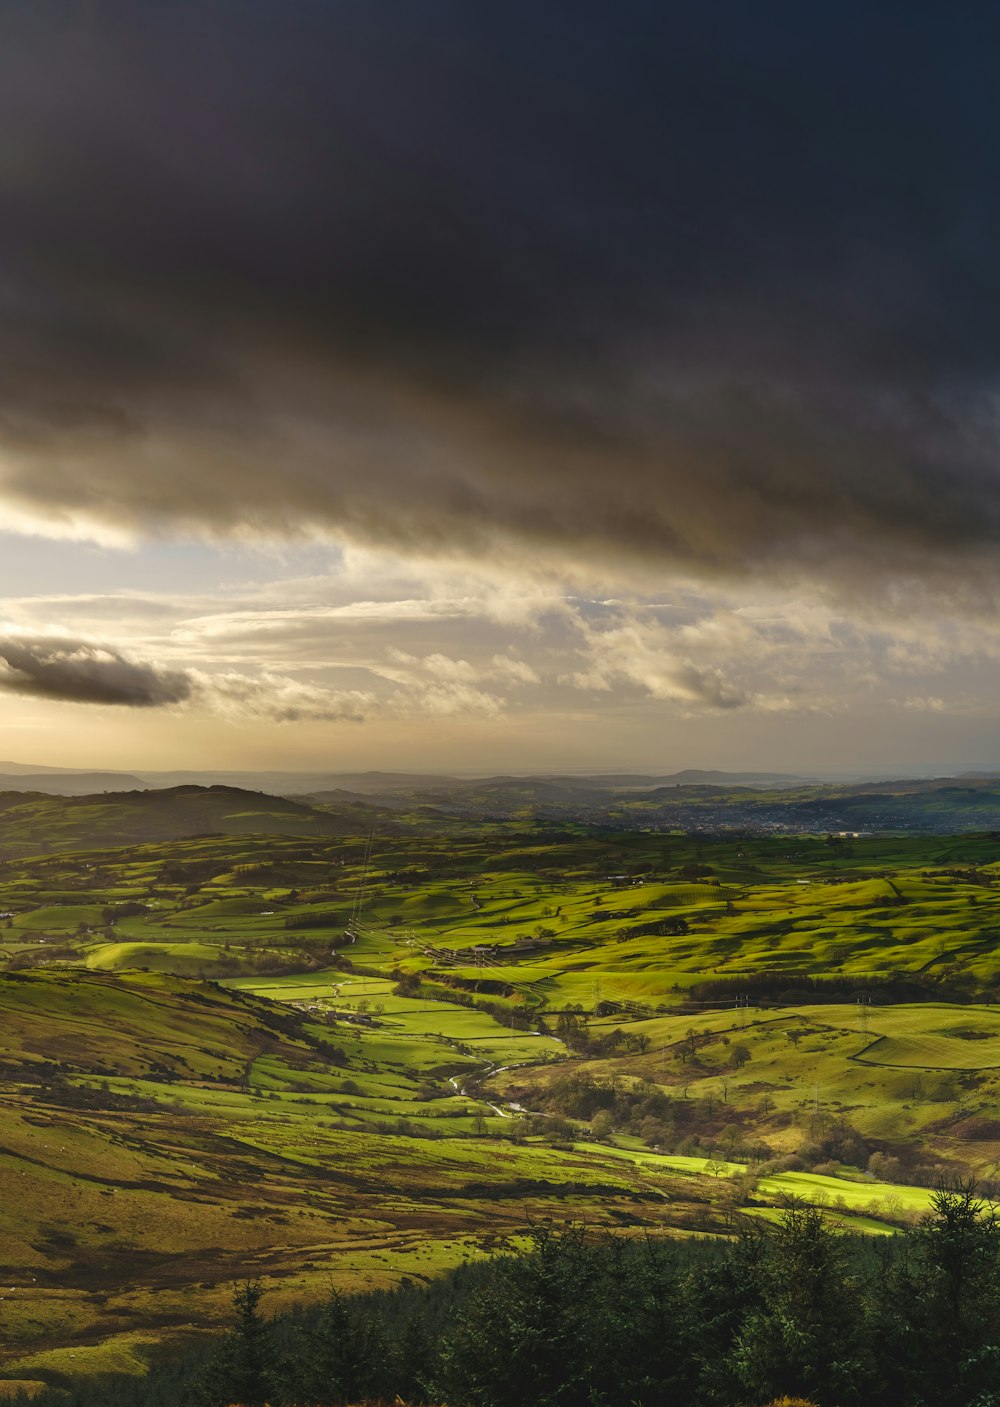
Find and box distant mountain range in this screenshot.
[1,770,1000,855]
[0,771,147,795]
[0,762,828,797]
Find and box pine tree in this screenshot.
[195,1280,276,1407]
[292,1289,387,1405]
[884,1184,1000,1407]
[727,1205,867,1405]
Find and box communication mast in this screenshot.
[857,995,872,1039]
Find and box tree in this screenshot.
[591,1109,614,1140]
[867,1150,902,1182]
[881,1184,1000,1407]
[195,1280,276,1407]
[508,1114,530,1144]
[434,1225,699,1407]
[391,1311,436,1404]
[293,1288,387,1405]
[727,1206,867,1405]
[732,1043,752,1069]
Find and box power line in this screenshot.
[345,827,375,944]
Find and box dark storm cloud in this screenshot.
[0,637,192,707]
[2,1,1000,581]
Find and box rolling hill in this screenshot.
[0,785,385,858]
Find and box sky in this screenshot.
[1,0,1000,775]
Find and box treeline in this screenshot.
[513,1069,979,1188]
[550,1008,652,1057]
[520,1069,765,1158]
[683,971,969,1008]
[389,966,535,1031]
[283,913,345,931]
[18,1188,1000,1407]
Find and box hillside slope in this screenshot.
[0,967,716,1383]
[0,785,383,858]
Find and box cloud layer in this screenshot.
[0,636,191,707]
[5,533,1000,773]
[2,3,1000,590]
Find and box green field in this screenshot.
[2,815,1000,1386]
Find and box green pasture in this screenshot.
[580,1142,933,1217]
[784,1002,1000,1068]
[84,941,233,973]
[4,825,1000,1379]
[756,1168,934,1214]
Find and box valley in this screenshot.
[1,789,1000,1392]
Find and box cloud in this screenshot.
[0,624,507,725]
[661,663,749,712]
[566,614,750,710]
[1,4,999,597]
[490,654,541,685]
[0,627,375,721]
[417,653,480,684]
[200,671,375,723]
[0,635,191,707]
[398,683,505,719]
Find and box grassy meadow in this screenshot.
[2,808,1000,1387]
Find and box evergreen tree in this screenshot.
[291,1288,387,1405]
[726,1205,868,1405]
[195,1280,277,1407]
[390,1309,437,1404]
[882,1185,1000,1407]
[435,1224,610,1406]
[694,1226,769,1404]
[585,1234,699,1406]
